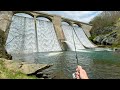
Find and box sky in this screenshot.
[41,11,102,23]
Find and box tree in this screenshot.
[90,11,120,36]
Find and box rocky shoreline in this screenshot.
[0,58,53,79]
[113,48,120,53]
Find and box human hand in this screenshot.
[75,65,89,79]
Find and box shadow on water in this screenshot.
[12,50,120,79]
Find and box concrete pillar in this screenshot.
[0,11,14,44]
[0,11,13,59]
[52,15,66,50]
[33,15,39,52]
[81,23,92,38]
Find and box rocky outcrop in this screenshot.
[0,11,13,60]
[93,31,118,45]
[0,30,12,59]
[114,48,120,53]
[93,35,105,44]
[0,58,53,79]
[90,17,120,48]
[0,31,4,58]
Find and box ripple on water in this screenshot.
[12,51,120,79]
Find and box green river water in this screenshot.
[12,49,120,79]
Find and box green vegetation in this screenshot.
[0,60,37,79]
[90,11,120,35]
[88,35,96,41]
[89,11,120,48]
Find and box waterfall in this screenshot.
[61,23,85,51]
[73,25,96,48]
[6,15,37,54]
[24,17,37,53]
[36,19,62,52]
[6,15,62,54]
[6,14,96,54]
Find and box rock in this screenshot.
[39,78,44,79]
[0,11,13,60]
[93,35,105,44]
[20,63,49,74]
[21,63,52,75]
[0,58,53,75]
[42,74,48,79]
[93,30,118,45]
[0,30,12,60]
[3,59,23,72]
[36,72,43,78]
[114,48,120,52]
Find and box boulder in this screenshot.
[0,58,52,75]
[0,30,12,60]
[42,74,48,79]
[93,31,118,45]
[36,72,43,78]
[93,35,105,44]
[20,63,51,74]
[114,48,120,53]
[0,11,13,60]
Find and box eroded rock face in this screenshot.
[0,30,4,57]
[93,31,118,45]
[0,11,13,60]
[0,30,11,59]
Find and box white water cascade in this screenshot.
[73,24,97,48]
[36,17,62,52]
[6,15,37,54]
[61,22,85,51]
[5,13,96,54]
[6,14,62,54]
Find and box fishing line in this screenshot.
[71,26,79,65]
[71,25,80,79]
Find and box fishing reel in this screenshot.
[72,72,77,79]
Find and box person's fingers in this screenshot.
[75,72,80,79]
[75,72,79,75]
[77,65,82,70]
[79,68,89,79]
[76,65,82,73]
[76,75,80,79]
[76,68,78,72]
[75,65,89,79]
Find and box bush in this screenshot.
[90,11,120,36]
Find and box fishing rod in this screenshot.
[72,26,79,65]
[71,26,79,79]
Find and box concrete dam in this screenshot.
[0,11,97,55]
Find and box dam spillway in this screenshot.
[6,15,37,54]
[6,15,62,54]
[4,11,96,54]
[36,17,62,52]
[61,22,85,51]
[72,24,97,48]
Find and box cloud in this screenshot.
[41,11,102,23]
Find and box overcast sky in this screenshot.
[41,11,102,23]
[16,11,103,23]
